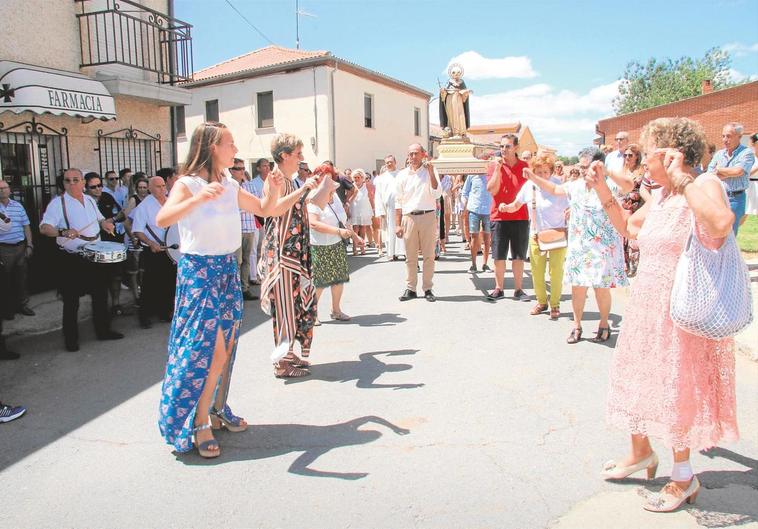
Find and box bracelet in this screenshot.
[601,197,617,210]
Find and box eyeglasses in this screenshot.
[624,153,636,158]
[64,178,82,184]
[87,184,103,189]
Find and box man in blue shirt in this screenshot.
[0,180,35,319]
[461,173,493,272]
[708,122,755,235]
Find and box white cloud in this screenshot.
[722,42,758,57]
[431,80,621,156]
[727,68,758,83]
[444,51,537,80]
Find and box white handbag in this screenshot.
[669,216,753,339]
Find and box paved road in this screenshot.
[1,235,756,529]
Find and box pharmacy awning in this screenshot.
[0,61,116,121]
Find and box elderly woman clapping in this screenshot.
[308,164,355,323]
[590,117,737,513]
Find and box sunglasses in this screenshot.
[88,184,103,189]
[107,177,119,181]
[230,167,244,171]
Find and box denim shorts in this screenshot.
[468,211,491,233]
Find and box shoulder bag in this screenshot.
[670,191,753,339]
[531,185,567,252]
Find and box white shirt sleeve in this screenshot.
[40,197,64,229]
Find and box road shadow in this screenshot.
[614,447,757,527]
[321,313,407,327]
[178,415,410,480]
[284,349,424,390]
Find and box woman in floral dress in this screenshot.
[526,147,628,344]
[591,117,737,512]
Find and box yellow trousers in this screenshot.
[529,240,566,308]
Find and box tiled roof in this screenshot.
[193,45,330,81]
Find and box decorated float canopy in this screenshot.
[0,61,116,121]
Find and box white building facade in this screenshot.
[178,47,431,173]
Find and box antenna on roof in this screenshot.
[295,0,317,49]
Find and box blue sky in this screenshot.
[175,0,758,155]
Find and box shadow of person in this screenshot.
[324,313,407,327]
[179,415,410,480]
[285,349,424,390]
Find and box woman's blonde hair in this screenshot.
[640,117,706,167]
[270,133,303,163]
[530,153,556,173]
[181,122,228,182]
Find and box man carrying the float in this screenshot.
[132,176,177,329]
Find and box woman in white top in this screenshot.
[155,122,315,458]
[348,168,373,255]
[500,154,569,319]
[308,164,355,323]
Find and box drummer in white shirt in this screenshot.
[40,168,123,352]
[132,176,177,329]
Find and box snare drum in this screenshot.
[79,241,127,263]
[164,225,183,265]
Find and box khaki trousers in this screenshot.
[402,211,437,291]
[235,232,255,293]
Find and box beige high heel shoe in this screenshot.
[643,476,700,512]
[601,452,659,480]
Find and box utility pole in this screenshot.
[295,0,316,49]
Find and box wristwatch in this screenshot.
[58,228,65,237]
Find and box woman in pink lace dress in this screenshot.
[587,118,737,513]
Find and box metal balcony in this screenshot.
[76,0,193,84]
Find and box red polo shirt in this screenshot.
[488,159,529,221]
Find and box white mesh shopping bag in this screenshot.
[670,223,753,339]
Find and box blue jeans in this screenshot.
[729,191,746,235]
[468,211,491,233]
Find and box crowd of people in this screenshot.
[1,117,756,514]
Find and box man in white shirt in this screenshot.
[395,144,442,302]
[293,162,310,189]
[373,155,406,260]
[605,131,629,175]
[39,168,122,351]
[132,176,177,328]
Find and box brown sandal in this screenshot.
[566,327,582,344]
[274,360,310,378]
[550,307,560,320]
[530,303,548,315]
[284,353,310,368]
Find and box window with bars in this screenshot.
[414,107,421,136]
[364,93,374,128]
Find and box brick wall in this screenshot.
[596,81,758,150]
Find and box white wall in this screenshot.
[178,67,333,171]
[333,68,429,171]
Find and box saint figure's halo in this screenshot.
[447,63,464,78]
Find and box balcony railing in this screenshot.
[76,0,193,84]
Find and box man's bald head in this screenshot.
[148,176,167,199]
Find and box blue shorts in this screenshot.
[468,212,491,233]
[728,190,746,235]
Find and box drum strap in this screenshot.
[60,195,99,242]
[145,224,166,246]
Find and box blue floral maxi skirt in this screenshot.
[158,253,243,453]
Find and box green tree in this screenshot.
[558,155,579,165]
[613,48,737,115]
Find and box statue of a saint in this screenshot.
[439,63,471,138]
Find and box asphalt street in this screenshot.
[1,234,756,529]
